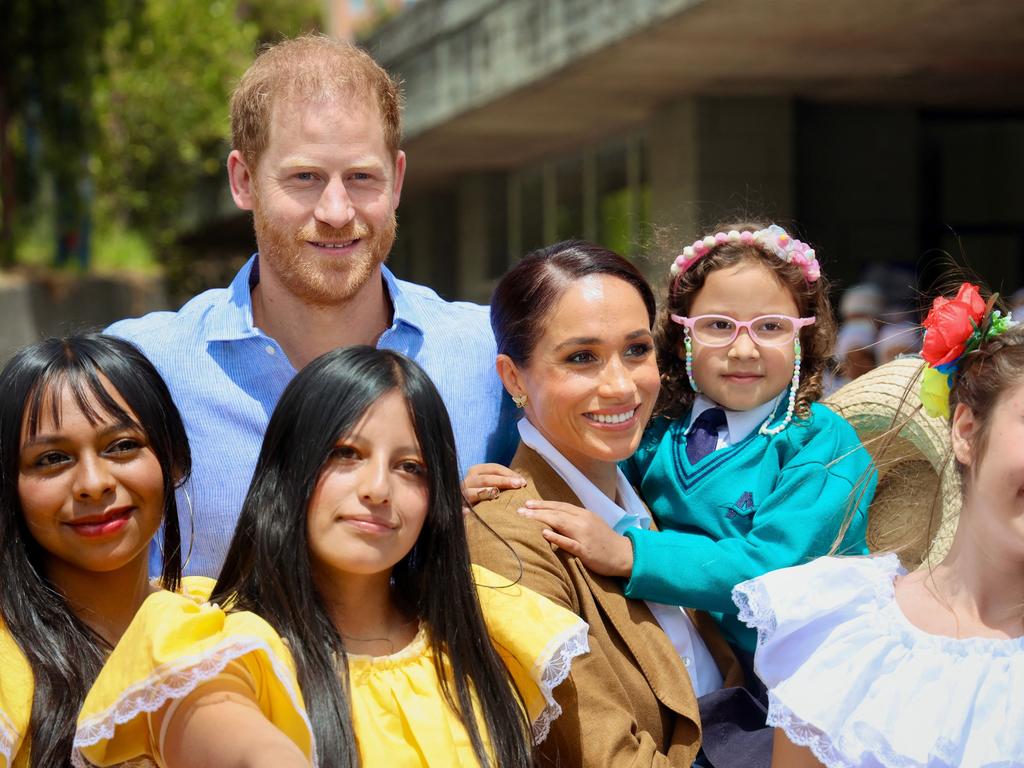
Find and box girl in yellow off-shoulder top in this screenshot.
[75,346,588,768]
[0,334,193,767]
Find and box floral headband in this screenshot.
[919,282,1012,419]
[668,224,821,283]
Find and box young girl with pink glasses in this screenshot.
[521,222,876,668]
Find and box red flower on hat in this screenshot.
[921,283,986,367]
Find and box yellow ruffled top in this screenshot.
[74,565,588,768]
[0,619,33,768]
[1,577,213,768]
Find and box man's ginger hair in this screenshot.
[230,34,402,168]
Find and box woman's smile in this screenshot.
[338,514,400,534]
[582,405,641,429]
[63,506,137,538]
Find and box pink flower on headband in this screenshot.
[668,224,821,283]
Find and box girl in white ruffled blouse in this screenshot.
[732,284,1024,768]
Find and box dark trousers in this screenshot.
[694,645,771,768]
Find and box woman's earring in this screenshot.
[163,484,196,577]
[684,330,700,393]
[181,485,195,574]
[512,393,528,408]
[760,338,801,436]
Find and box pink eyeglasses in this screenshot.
[670,314,816,347]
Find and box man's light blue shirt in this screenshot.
[107,256,518,577]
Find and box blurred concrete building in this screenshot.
[362,0,1024,303]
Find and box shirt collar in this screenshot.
[205,256,424,342]
[205,255,261,342]
[517,418,651,534]
[688,393,782,444]
[380,264,424,336]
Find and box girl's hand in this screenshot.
[518,500,634,578]
[462,463,526,506]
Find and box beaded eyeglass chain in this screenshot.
[683,329,699,392]
[759,338,801,436]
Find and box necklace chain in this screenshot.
[339,615,418,652]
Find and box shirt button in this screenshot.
[683,656,692,667]
[265,345,276,355]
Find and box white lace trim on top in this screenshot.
[70,635,316,768]
[764,689,855,768]
[529,618,590,744]
[764,689,973,768]
[732,574,777,647]
[732,555,1024,767]
[0,711,15,767]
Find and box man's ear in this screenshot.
[227,149,256,212]
[951,401,976,468]
[391,150,406,210]
[496,354,526,402]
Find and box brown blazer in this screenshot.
[466,445,743,768]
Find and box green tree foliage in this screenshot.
[0,0,132,267]
[2,0,322,269]
[92,1,258,247]
[239,0,321,46]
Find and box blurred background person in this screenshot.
[827,283,883,393]
[875,319,921,364]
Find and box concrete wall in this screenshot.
[368,0,704,139]
[0,274,170,364]
[649,96,794,263]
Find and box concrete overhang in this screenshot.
[365,0,1024,193]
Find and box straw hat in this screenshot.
[823,356,960,570]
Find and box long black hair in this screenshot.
[0,333,190,767]
[213,346,533,767]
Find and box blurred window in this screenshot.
[509,134,649,261]
[923,115,1024,291]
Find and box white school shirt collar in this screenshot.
[688,393,782,448]
[516,418,724,697]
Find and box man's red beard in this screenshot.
[253,206,397,306]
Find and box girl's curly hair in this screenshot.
[655,221,837,420]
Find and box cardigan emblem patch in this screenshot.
[726,491,756,519]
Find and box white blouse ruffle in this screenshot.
[733,554,1024,767]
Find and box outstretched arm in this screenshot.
[625,460,868,613]
[159,673,309,768]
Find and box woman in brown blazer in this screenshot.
[465,241,745,767]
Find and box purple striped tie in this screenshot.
[686,407,727,464]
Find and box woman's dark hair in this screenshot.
[213,346,533,768]
[0,334,190,766]
[491,239,657,366]
[656,220,836,419]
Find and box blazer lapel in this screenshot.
[512,447,701,719]
[580,567,700,716]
